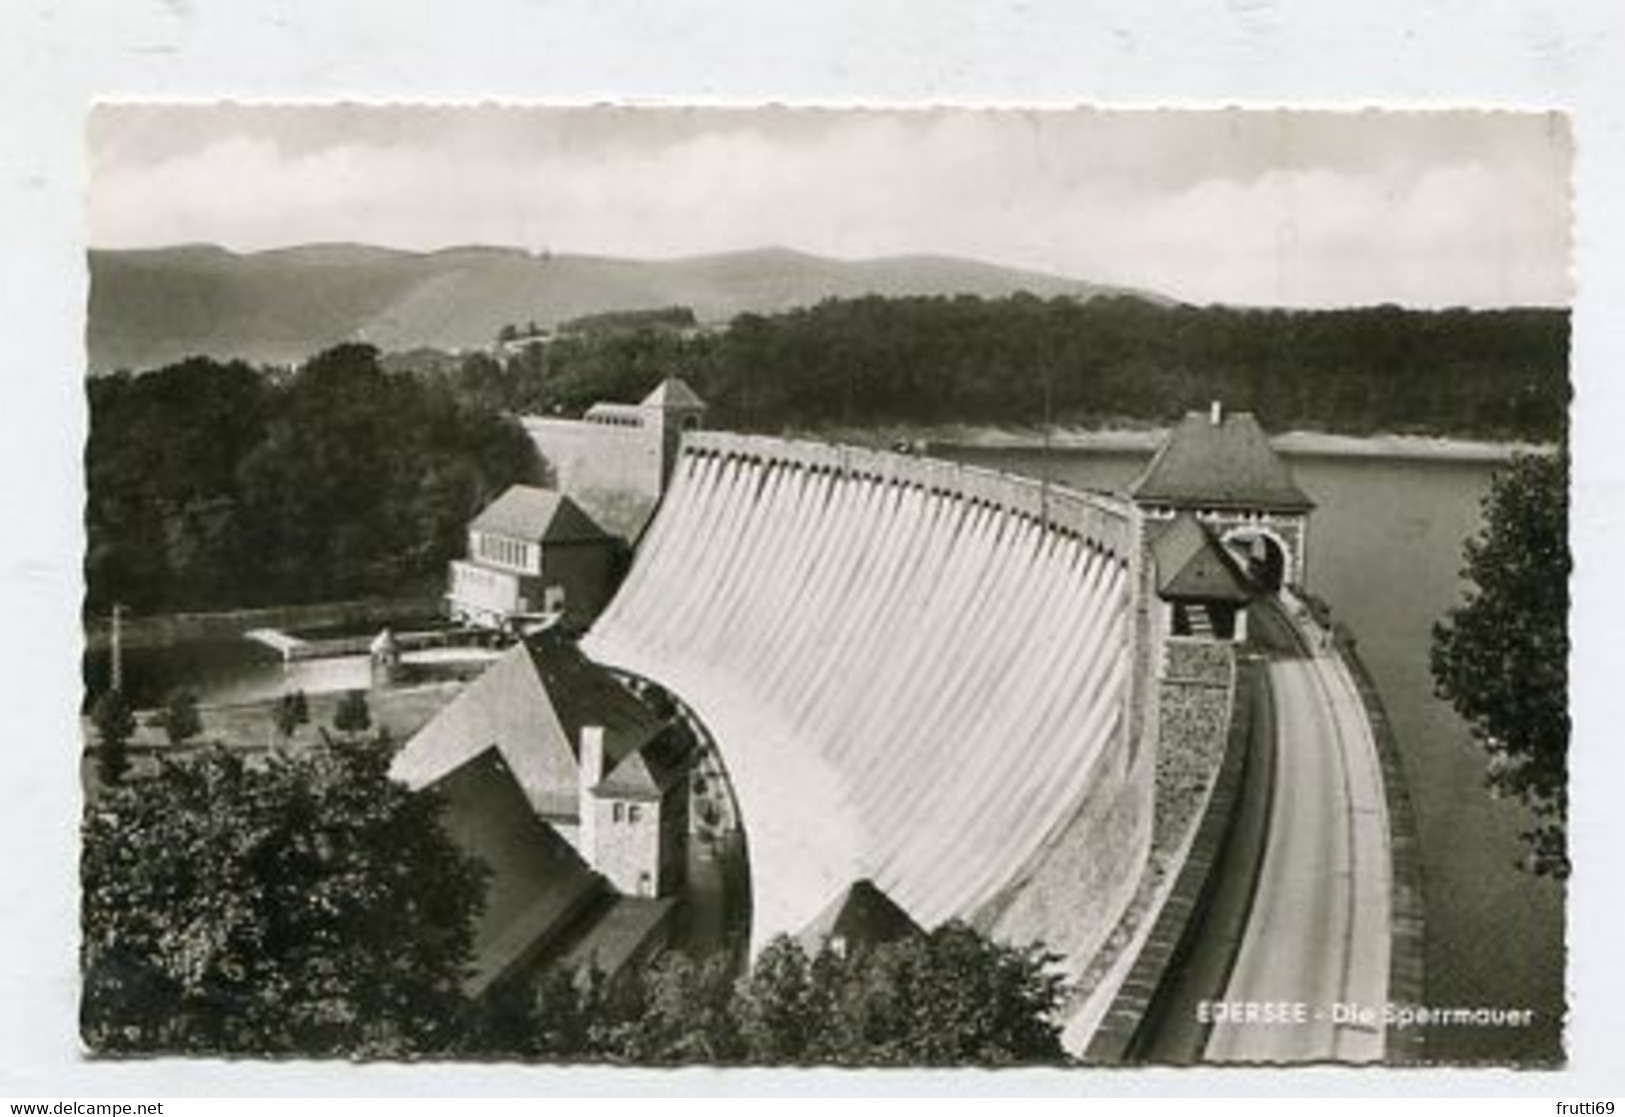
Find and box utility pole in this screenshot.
[1040,353,1053,531]
[109,602,124,694]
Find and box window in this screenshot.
[627,805,642,825]
[612,802,624,823]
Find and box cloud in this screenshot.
[88,106,1572,308]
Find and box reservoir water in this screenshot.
[940,443,1566,1065]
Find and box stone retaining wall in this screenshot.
[1085,658,1257,1063]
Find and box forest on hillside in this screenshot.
[86,344,535,616]
[88,295,1568,615]
[442,295,1569,440]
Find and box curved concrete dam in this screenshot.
[585,433,1152,953]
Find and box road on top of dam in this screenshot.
[1199,599,1393,1064]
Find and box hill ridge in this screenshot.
[87,243,1167,373]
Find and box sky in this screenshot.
[88,105,1573,308]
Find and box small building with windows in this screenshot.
[1150,513,1258,642]
[447,485,619,633]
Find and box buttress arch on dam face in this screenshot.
[583,434,1153,963]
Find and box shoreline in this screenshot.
[837,423,1549,462]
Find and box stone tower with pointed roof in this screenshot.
[578,720,691,898]
[391,632,691,899]
[638,376,709,486]
[1128,404,1314,788]
[1129,402,1313,593]
[521,375,709,542]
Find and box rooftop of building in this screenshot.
[469,485,612,545]
[1150,513,1258,604]
[1129,406,1314,513]
[798,878,923,956]
[640,376,707,411]
[390,633,668,820]
[553,894,678,987]
[426,747,608,997]
[591,731,689,800]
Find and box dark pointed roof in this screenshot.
[390,634,661,820]
[554,895,678,987]
[470,485,611,543]
[1151,514,1257,604]
[593,729,689,801]
[639,376,706,410]
[1130,410,1313,512]
[425,748,607,996]
[798,879,922,955]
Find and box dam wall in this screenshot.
[584,432,1155,958]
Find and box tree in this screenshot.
[89,348,535,614]
[731,923,1066,1066]
[1432,449,1570,877]
[881,921,1067,1065]
[159,691,201,745]
[273,689,310,739]
[80,735,486,1056]
[332,689,371,737]
[735,935,820,1062]
[527,966,593,1058]
[626,952,743,1064]
[90,689,135,786]
[452,919,1064,1064]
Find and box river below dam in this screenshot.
[939,442,1565,1065]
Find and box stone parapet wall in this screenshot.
[1086,659,1257,1063]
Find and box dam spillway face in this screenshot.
[584,434,1140,950]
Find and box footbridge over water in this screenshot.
[584,432,1158,957]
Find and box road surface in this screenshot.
[1204,602,1392,1064]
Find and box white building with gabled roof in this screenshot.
[447,484,620,632]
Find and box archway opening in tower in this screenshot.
[1225,530,1287,593]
